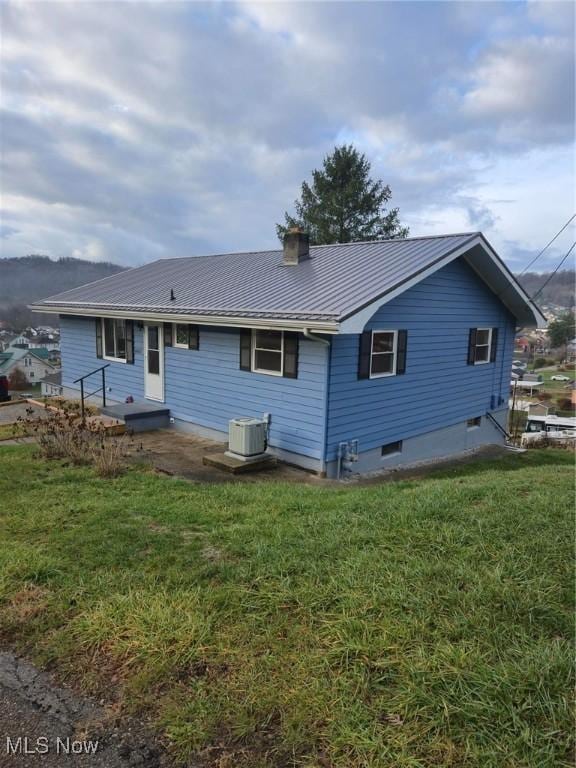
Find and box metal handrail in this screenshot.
[73,364,110,420]
[485,411,511,441]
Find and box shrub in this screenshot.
[557,398,575,413]
[91,433,132,478]
[17,406,133,475]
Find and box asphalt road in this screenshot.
[0,653,163,768]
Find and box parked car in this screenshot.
[0,375,11,402]
[551,375,571,382]
[512,360,527,369]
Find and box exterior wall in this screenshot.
[326,409,507,478]
[325,258,516,465]
[59,316,329,464]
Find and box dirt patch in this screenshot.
[4,586,50,623]
[128,429,326,486]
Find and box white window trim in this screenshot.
[473,327,493,366]
[102,318,127,364]
[173,323,189,349]
[370,330,398,378]
[251,330,284,376]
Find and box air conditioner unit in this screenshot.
[228,417,267,459]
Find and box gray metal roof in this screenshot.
[32,232,545,328]
[34,234,477,317]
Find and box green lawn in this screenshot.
[0,445,573,768]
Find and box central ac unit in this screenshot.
[228,417,267,458]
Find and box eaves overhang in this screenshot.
[29,303,340,334]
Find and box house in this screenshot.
[31,231,545,477]
[527,402,554,417]
[0,346,60,385]
[41,371,63,397]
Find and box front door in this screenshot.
[144,324,164,401]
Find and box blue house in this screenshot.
[32,231,545,477]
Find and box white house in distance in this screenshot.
[0,346,59,384]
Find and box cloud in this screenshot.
[0,0,574,273]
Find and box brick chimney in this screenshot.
[283,226,310,265]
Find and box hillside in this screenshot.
[0,255,126,327]
[516,269,575,309]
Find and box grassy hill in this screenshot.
[0,445,572,767]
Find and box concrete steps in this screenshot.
[100,402,171,433]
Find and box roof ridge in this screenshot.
[165,232,480,262]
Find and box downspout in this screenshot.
[303,329,330,347]
[303,328,332,477]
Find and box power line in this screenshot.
[530,240,576,303]
[519,213,576,275]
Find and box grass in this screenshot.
[0,446,573,767]
[0,422,28,441]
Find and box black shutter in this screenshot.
[188,325,199,350]
[125,320,134,364]
[240,328,252,371]
[95,319,103,359]
[396,330,408,375]
[283,332,298,378]
[490,327,499,363]
[164,323,173,347]
[467,328,477,365]
[358,331,372,379]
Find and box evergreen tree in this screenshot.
[547,310,575,349]
[277,145,408,245]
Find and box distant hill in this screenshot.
[0,255,126,328]
[516,269,575,309]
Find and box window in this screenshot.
[29,371,34,378]
[382,440,402,457]
[24,357,30,367]
[467,416,482,429]
[252,330,283,375]
[103,319,127,362]
[174,324,190,349]
[468,327,497,365]
[370,331,397,377]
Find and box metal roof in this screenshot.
[32,233,545,329]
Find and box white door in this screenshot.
[144,324,164,401]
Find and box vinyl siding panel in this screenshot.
[60,316,328,460]
[325,258,516,460]
[60,316,145,399]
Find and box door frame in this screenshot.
[144,323,165,402]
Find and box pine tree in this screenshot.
[277,145,408,245]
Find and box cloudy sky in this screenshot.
[1,0,574,272]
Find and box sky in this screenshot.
[1,0,575,272]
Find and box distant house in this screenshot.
[41,371,63,397]
[32,231,545,476]
[528,402,554,417]
[0,347,59,385]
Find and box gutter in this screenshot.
[29,305,340,335]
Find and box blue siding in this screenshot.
[60,317,328,460]
[325,258,516,461]
[60,315,145,400]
